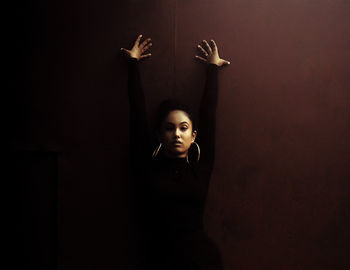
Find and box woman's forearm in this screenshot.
[197,64,219,169]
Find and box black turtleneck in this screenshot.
[127,57,222,270]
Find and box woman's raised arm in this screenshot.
[121,34,153,166]
[195,39,229,171]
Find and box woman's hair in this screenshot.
[154,99,197,133]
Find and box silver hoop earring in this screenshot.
[193,141,200,162]
[186,141,200,164]
[152,143,162,159]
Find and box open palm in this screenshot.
[195,39,230,67]
[121,34,152,61]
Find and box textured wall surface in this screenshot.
[11,0,350,269]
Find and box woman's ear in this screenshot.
[192,130,197,142]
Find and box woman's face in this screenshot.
[160,110,197,158]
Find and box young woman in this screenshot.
[121,34,229,270]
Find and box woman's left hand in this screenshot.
[195,39,230,67]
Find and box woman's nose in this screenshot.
[174,128,180,137]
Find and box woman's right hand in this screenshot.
[121,34,152,61]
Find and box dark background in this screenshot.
[9,0,350,269]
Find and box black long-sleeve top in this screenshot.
[127,57,221,270]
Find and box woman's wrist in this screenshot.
[208,61,220,67]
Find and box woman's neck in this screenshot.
[163,149,187,159]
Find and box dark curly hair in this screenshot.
[154,99,197,134]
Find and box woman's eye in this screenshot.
[181,126,188,131]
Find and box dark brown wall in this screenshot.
[11,0,350,269]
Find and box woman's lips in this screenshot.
[173,141,182,146]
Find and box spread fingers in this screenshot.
[142,43,152,53]
[194,55,207,62]
[141,53,152,59]
[134,34,142,46]
[197,45,208,57]
[202,40,212,54]
[211,39,218,52]
[140,38,152,49]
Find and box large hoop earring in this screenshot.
[152,143,162,159]
[186,141,200,164]
[193,141,200,162]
